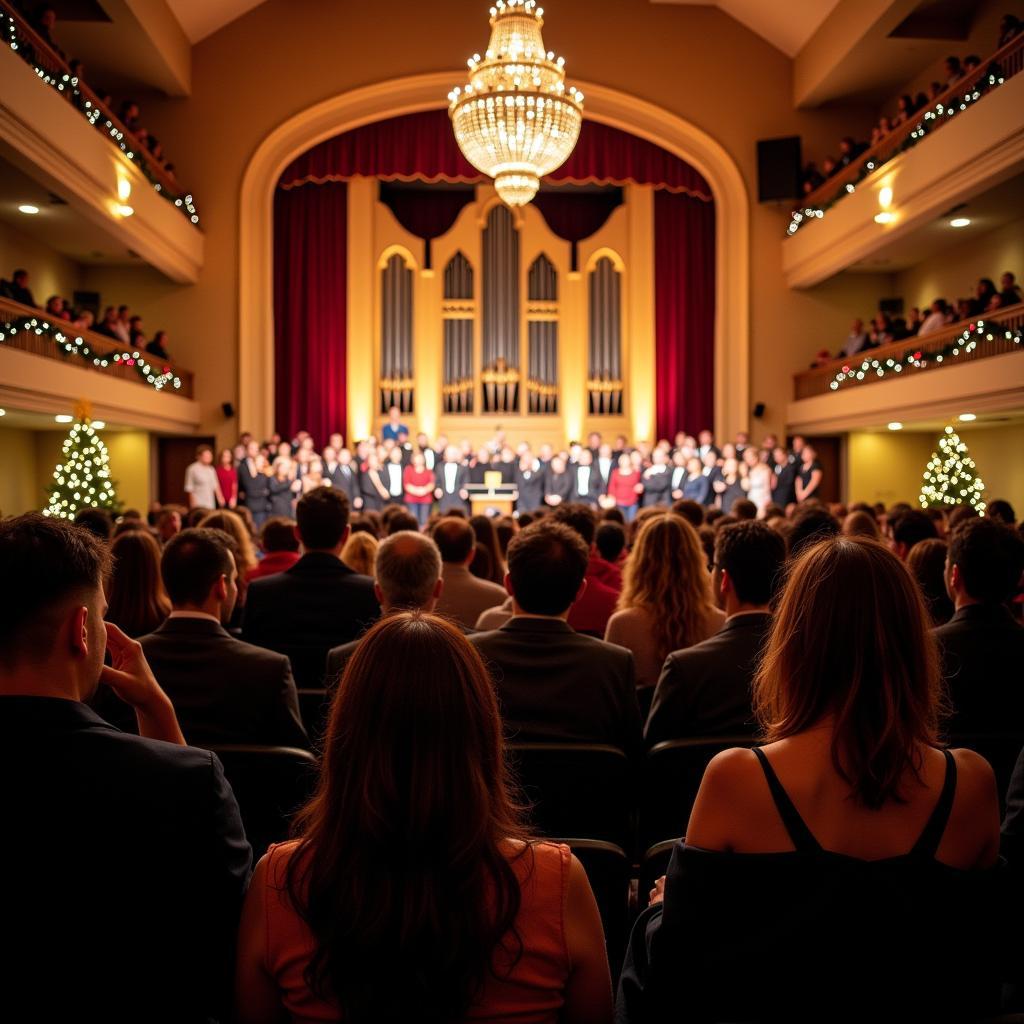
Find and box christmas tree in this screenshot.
[44,413,119,518]
[919,426,986,514]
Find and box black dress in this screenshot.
[617,747,1008,1022]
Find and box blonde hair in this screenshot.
[342,531,379,576]
[618,513,719,663]
[199,509,257,575]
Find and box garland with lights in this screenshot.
[787,70,1006,237]
[2,315,184,392]
[44,417,120,519]
[829,317,1022,392]
[919,425,986,513]
[3,12,199,225]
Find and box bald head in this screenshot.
[432,517,475,564]
[374,530,443,610]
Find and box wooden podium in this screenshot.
[467,472,518,517]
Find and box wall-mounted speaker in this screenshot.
[221,402,235,418]
[756,137,802,203]
[753,402,766,419]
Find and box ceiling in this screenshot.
[649,0,842,57]
[165,0,268,42]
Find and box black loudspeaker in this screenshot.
[752,402,766,419]
[222,402,235,418]
[756,137,802,203]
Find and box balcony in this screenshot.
[788,303,1024,433]
[783,32,1024,288]
[0,296,199,433]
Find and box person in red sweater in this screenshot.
[403,451,435,529]
[551,504,620,636]
[247,516,301,581]
[607,453,642,523]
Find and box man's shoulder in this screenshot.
[221,632,292,671]
[85,724,219,781]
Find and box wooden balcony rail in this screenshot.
[791,31,1024,232]
[793,301,1024,401]
[2,0,198,223]
[0,296,195,400]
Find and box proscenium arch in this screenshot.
[239,70,749,442]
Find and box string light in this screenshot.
[1,316,183,392]
[787,72,1005,237]
[43,419,119,518]
[828,318,1022,393]
[919,425,986,514]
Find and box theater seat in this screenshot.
[507,743,633,851]
[206,744,318,857]
[297,688,331,743]
[642,735,758,850]
[559,838,632,977]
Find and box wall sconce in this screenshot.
[874,185,895,224]
[113,175,134,217]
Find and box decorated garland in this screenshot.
[4,13,199,225]
[788,70,1005,238]
[829,318,1022,392]
[2,315,184,392]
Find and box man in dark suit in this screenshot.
[641,449,672,507]
[543,454,574,507]
[0,514,251,1021]
[470,521,641,763]
[771,445,798,507]
[434,445,470,513]
[515,454,545,512]
[2,267,35,306]
[242,487,380,688]
[330,447,363,509]
[326,530,449,683]
[237,440,270,527]
[646,521,786,746]
[935,518,1024,737]
[569,449,606,507]
[141,528,307,749]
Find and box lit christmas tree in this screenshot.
[44,407,119,518]
[919,425,986,514]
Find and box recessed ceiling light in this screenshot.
[958,413,977,422]
[887,421,903,431]
[949,217,971,228]
[55,414,73,423]
[874,211,895,224]
[91,420,106,429]
[18,204,39,215]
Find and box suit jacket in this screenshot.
[140,616,308,749]
[515,465,545,512]
[773,461,798,506]
[329,463,361,507]
[242,552,380,687]
[934,604,1024,737]
[0,695,251,1021]
[569,464,606,505]
[641,467,671,507]
[434,563,507,630]
[544,469,574,504]
[645,612,770,747]
[469,617,642,764]
[682,473,711,506]
[435,463,470,512]
[237,460,269,513]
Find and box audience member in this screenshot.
[433,517,507,629]
[248,516,301,581]
[550,503,621,635]
[105,529,171,638]
[619,537,1003,1021]
[889,508,939,559]
[470,522,641,761]
[235,612,612,1022]
[470,513,506,585]
[242,489,380,688]
[605,515,726,690]
[0,514,250,1020]
[842,509,880,540]
[1,267,35,306]
[907,537,955,627]
[72,505,113,541]
[340,530,378,576]
[788,504,840,557]
[595,520,627,566]
[140,528,307,749]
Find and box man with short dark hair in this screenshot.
[470,522,641,760]
[326,530,446,681]
[0,514,250,1020]
[73,506,113,541]
[646,521,786,746]
[242,488,379,687]
[936,518,1024,735]
[141,528,307,748]
[2,267,35,306]
[889,508,938,560]
[595,521,626,566]
[788,504,840,558]
[551,503,620,633]
[432,516,507,629]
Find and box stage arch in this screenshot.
[239,71,749,441]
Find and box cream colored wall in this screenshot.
[846,422,1024,508]
[894,215,1024,314]
[121,0,880,448]
[0,426,42,517]
[0,220,82,307]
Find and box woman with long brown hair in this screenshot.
[605,514,725,688]
[235,613,612,1023]
[470,513,506,585]
[618,537,1003,1021]
[105,529,170,637]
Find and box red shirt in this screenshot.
[403,466,435,504]
[215,465,237,505]
[608,468,640,507]
[568,561,619,635]
[246,550,300,581]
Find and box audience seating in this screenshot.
[642,735,759,850]
[507,743,633,851]
[297,688,331,743]
[639,839,678,902]
[205,744,318,857]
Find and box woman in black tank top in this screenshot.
[618,537,1009,1022]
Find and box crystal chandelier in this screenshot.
[449,0,584,207]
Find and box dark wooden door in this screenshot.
[157,436,214,506]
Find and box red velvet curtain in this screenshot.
[655,189,716,438]
[273,181,348,444]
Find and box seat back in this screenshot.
[297,688,331,745]
[641,735,757,849]
[206,744,319,857]
[507,743,633,850]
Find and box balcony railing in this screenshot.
[788,31,1024,237]
[1,0,199,225]
[1,296,195,399]
[793,302,1024,401]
